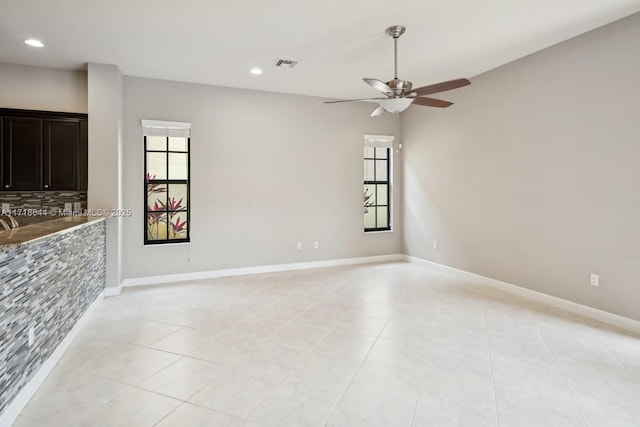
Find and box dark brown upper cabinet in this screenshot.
[2,116,43,190]
[44,119,79,190]
[0,109,88,192]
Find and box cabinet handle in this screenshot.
[44,184,49,188]
[4,185,8,189]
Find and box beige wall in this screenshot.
[0,62,87,113]
[402,13,640,320]
[121,77,402,278]
[88,63,123,288]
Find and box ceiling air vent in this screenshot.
[273,59,298,68]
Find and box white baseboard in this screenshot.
[121,254,404,288]
[404,255,640,334]
[116,253,639,334]
[104,284,122,297]
[0,292,105,427]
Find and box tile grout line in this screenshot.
[607,345,640,386]
[240,287,377,425]
[408,338,430,427]
[239,358,300,424]
[530,310,589,426]
[407,292,443,426]
[149,398,184,427]
[232,286,363,425]
[409,298,442,426]
[134,353,232,402]
[483,297,502,427]
[58,375,136,426]
[319,303,393,426]
[69,333,235,425]
[216,326,312,424]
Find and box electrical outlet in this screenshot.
[590,274,599,287]
[296,242,302,250]
[1,203,9,214]
[64,202,72,212]
[313,241,319,249]
[28,327,35,347]
[73,202,82,212]
[433,241,438,250]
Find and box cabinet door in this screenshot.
[79,119,88,191]
[2,117,43,190]
[43,119,80,190]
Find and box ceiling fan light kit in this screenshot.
[325,25,471,116]
[379,97,413,114]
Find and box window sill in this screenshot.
[142,242,191,247]
[364,229,393,234]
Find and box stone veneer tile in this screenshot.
[0,220,105,416]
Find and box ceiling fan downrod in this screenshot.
[386,25,405,79]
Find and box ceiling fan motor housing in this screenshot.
[386,78,413,96]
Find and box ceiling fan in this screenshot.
[325,25,470,116]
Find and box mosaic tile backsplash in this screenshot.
[0,219,106,416]
[0,191,87,226]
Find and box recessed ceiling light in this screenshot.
[250,68,263,75]
[25,39,44,48]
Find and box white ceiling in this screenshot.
[1,0,639,100]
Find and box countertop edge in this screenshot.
[0,216,108,247]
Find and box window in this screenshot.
[142,120,191,244]
[364,134,393,232]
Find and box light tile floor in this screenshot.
[13,261,640,426]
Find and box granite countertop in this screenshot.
[0,216,106,246]
[12,215,61,227]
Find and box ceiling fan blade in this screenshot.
[324,97,388,104]
[363,78,393,95]
[412,78,470,96]
[370,105,385,117]
[412,97,453,108]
